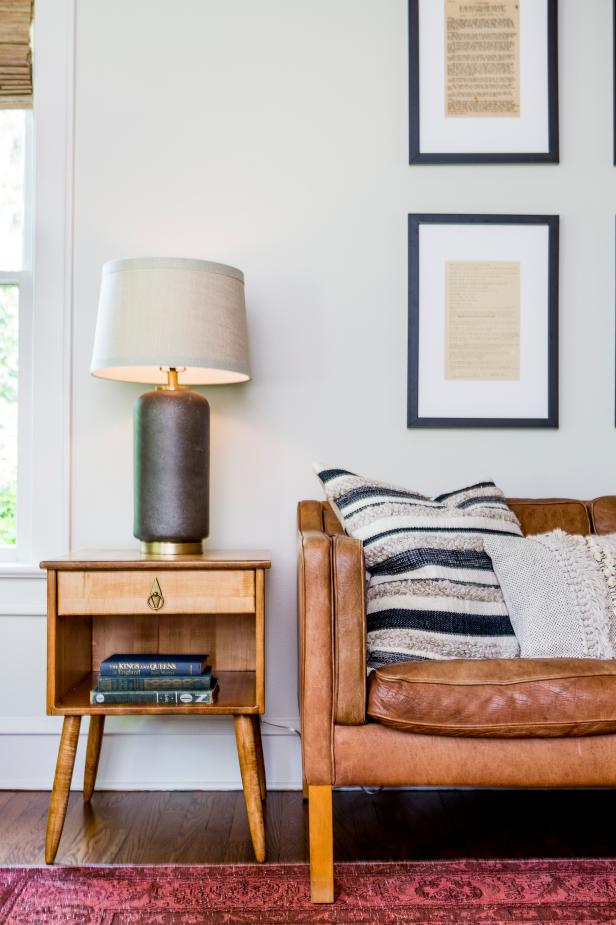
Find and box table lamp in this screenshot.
[90,257,250,554]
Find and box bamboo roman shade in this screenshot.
[0,0,33,108]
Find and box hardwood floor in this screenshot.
[0,789,615,866]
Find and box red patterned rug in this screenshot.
[1,860,616,924]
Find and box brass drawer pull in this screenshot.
[147,577,164,611]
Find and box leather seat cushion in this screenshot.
[367,659,616,737]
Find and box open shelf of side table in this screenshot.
[57,670,258,714]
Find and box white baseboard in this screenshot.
[0,729,303,790]
[4,780,303,790]
[0,715,301,736]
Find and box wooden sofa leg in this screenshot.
[308,785,334,903]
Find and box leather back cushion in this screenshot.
[322,502,344,536]
[507,499,591,536]
[326,498,616,537]
[590,497,616,535]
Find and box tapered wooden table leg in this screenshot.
[45,715,81,864]
[309,785,334,903]
[234,715,266,862]
[83,715,105,802]
[251,715,266,801]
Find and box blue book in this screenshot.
[99,653,209,677]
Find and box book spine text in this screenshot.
[90,687,218,705]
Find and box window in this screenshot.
[0,109,32,558]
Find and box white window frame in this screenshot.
[0,0,75,599]
[0,113,34,563]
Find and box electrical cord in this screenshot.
[261,720,301,737]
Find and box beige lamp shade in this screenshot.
[90,257,251,385]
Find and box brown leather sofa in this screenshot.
[298,495,616,902]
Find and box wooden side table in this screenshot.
[41,549,271,864]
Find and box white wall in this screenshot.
[2,0,616,788]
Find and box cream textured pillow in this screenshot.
[484,530,616,659]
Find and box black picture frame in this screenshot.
[407,214,559,428]
[614,218,616,427]
[409,0,559,165]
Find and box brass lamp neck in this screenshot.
[158,367,186,391]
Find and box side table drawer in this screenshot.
[57,569,255,615]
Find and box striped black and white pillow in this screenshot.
[314,465,522,670]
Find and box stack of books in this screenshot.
[90,653,219,705]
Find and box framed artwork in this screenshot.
[407,214,559,428]
[409,0,559,164]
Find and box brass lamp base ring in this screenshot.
[141,541,204,556]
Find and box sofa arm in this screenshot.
[298,502,335,784]
[332,534,366,725]
[297,501,367,784]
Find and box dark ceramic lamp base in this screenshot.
[133,381,210,556]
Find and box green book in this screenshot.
[96,668,213,691]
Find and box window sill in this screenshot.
[0,564,46,616]
[0,563,45,579]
